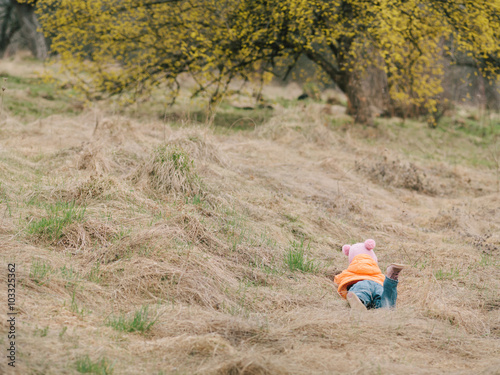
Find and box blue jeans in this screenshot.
[347,278,398,309]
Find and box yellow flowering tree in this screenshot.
[32,0,500,124]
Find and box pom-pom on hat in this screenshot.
[342,239,378,264]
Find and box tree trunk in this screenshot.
[305,48,374,125]
[333,47,373,125]
[340,69,372,125]
[0,1,19,58]
[11,0,46,60]
[485,79,500,111]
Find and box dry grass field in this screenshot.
[0,57,499,374]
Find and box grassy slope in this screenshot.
[0,58,499,375]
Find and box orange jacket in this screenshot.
[334,254,385,299]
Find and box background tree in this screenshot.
[36,0,500,124]
[0,0,19,57]
[13,0,47,59]
[0,0,47,59]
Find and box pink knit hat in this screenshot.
[342,239,378,264]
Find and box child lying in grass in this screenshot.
[334,239,405,311]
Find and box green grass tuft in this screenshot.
[148,145,203,195]
[87,262,102,284]
[27,201,86,243]
[75,355,114,375]
[284,238,318,273]
[70,289,87,317]
[434,267,462,280]
[106,305,157,333]
[153,145,193,173]
[29,259,52,285]
[34,326,49,337]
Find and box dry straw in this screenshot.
[1,74,499,374]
